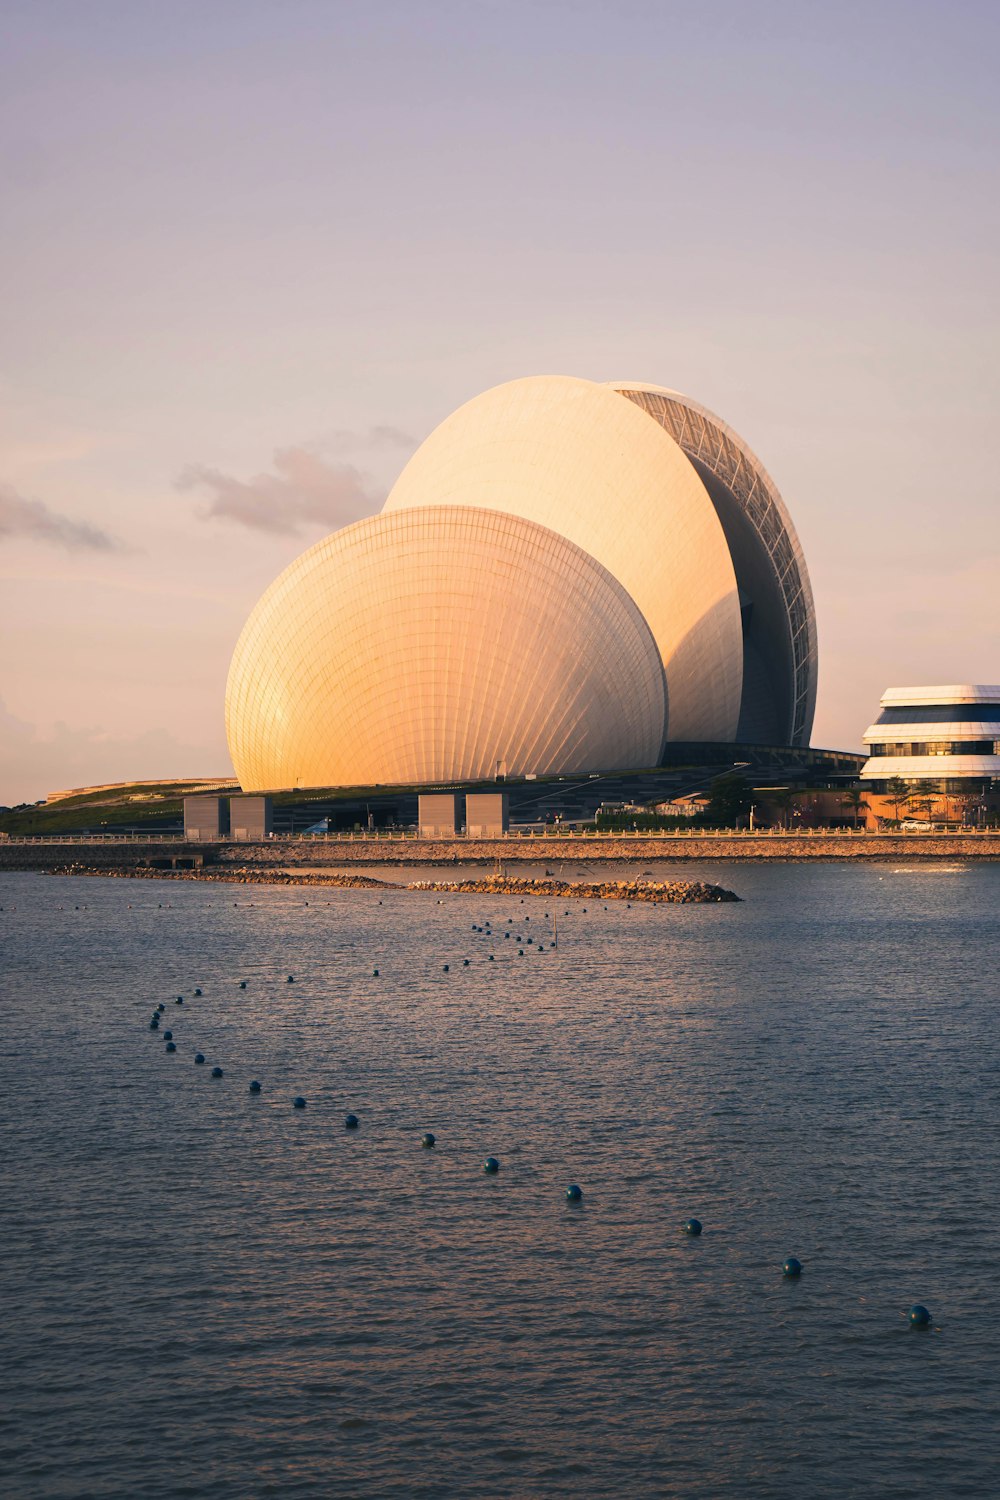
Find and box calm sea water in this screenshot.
[1,862,998,1498]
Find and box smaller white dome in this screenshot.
[226,505,667,790]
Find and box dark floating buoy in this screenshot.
[443,964,449,972]
[163,1030,173,1041]
[249,1080,262,1093]
[211,1066,224,1078]
[150,1018,160,1030]
[239,981,247,990]
[422,1132,436,1148]
[194,1053,205,1065]
[175,996,184,1004]
[518,948,524,955]
[782,1257,803,1278]
[194,987,202,997]
[909,1303,932,1328]
[683,1218,703,1237]
[157,1003,166,1012]
[165,1041,176,1053]
[345,1113,359,1129]
[373,968,380,977]
[287,975,295,983]
[293,1095,306,1109]
[488,954,495,961]
[463,959,470,966]
[484,1156,500,1175]
[566,1184,583,1203]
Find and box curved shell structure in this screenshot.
[226,505,667,790]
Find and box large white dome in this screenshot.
[226,505,667,791]
[383,375,743,741]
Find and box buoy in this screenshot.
[909,1304,932,1328]
[373,968,380,977]
[782,1257,803,1278]
[463,959,470,966]
[249,1080,261,1093]
[566,1184,583,1202]
[484,1156,500,1174]
[194,1053,205,1065]
[443,964,449,972]
[165,1041,176,1053]
[149,1018,160,1030]
[518,948,524,955]
[345,1113,359,1129]
[176,996,184,1004]
[683,1218,702,1236]
[163,1030,172,1040]
[293,1096,306,1109]
[157,1003,166,1012]
[287,975,294,983]
[194,987,202,997]
[211,1066,223,1078]
[422,1132,436,1148]
[488,954,495,960]
[239,981,247,989]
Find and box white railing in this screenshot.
[2,827,994,845]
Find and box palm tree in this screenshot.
[769,787,795,829]
[840,787,869,829]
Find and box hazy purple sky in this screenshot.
[2,0,998,803]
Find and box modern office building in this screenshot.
[227,375,818,793]
[860,685,1000,797]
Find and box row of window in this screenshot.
[875,704,1000,725]
[868,740,999,758]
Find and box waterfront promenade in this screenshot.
[2,827,998,871]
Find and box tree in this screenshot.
[702,773,752,828]
[883,777,910,824]
[840,787,869,829]
[907,791,936,825]
[768,786,795,829]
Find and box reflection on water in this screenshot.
[1,863,998,1497]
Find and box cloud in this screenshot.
[327,425,417,452]
[0,482,121,552]
[177,446,385,535]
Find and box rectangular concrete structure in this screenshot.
[465,792,509,837]
[230,795,273,841]
[183,796,230,841]
[418,793,461,838]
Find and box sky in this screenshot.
[1,0,998,804]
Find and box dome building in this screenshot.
[226,375,818,793]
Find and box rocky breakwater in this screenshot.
[407,875,739,903]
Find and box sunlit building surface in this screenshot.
[860,685,1000,796]
[227,376,817,792]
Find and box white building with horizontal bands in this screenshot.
[860,685,1000,792]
